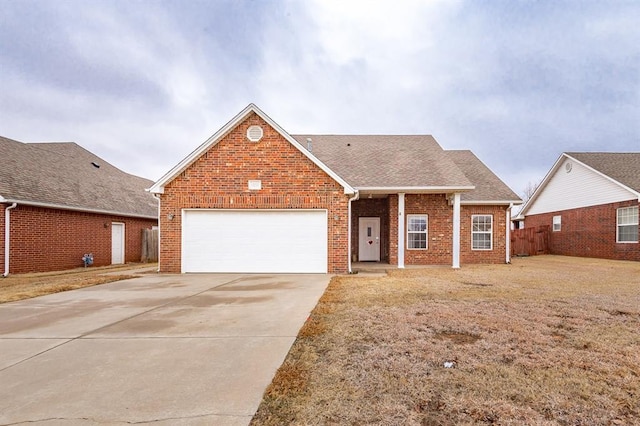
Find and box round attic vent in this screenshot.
[247,125,263,142]
[565,162,572,173]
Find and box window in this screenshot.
[553,215,561,232]
[472,215,493,250]
[407,214,428,249]
[617,206,638,243]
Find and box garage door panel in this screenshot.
[182,210,327,273]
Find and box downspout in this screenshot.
[347,190,360,273]
[506,203,513,264]
[3,203,18,277]
[153,194,161,273]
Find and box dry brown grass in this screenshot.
[0,263,156,303]
[252,256,640,425]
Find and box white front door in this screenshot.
[358,217,380,261]
[111,222,125,264]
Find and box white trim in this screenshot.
[461,200,522,206]
[0,198,156,219]
[3,203,18,277]
[398,193,405,268]
[149,103,355,196]
[358,186,474,194]
[552,215,562,232]
[452,193,461,268]
[471,214,493,251]
[347,190,360,273]
[616,205,639,243]
[520,153,640,217]
[505,204,512,264]
[406,214,428,250]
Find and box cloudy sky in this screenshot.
[1,0,638,198]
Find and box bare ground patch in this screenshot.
[252,256,640,425]
[0,263,156,303]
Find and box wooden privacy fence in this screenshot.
[141,228,158,262]
[511,225,550,257]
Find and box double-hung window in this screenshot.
[407,214,428,249]
[472,215,493,250]
[552,215,561,232]
[617,206,638,243]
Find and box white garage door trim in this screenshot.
[181,209,328,273]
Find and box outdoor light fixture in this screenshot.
[167,213,175,220]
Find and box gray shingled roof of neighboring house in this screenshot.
[445,150,521,202]
[567,152,640,193]
[292,135,473,188]
[0,136,158,218]
[293,135,520,202]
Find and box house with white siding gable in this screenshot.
[519,152,640,261]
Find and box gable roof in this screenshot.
[565,152,640,193]
[519,152,640,217]
[149,104,355,195]
[0,136,158,218]
[445,150,521,204]
[150,104,521,204]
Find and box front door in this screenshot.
[359,217,380,261]
[111,222,125,264]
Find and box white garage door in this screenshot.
[182,209,328,273]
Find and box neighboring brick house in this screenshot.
[1,136,158,275]
[519,152,640,261]
[150,104,521,274]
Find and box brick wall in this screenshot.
[1,203,156,274]
[460,204,509,264]
[158,112,350,273]
[385,194,508,266]
[0,205,5,273]
[524,200,640,261]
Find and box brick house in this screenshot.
[1,136,158,275]
[519,152,640,261]
[150,104,521,274]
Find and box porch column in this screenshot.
[398,193,405,268]
[452,193,461,269]
[506,205,512,264]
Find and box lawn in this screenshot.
[252,256,640,425]
[0,263,156,303]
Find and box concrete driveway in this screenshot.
[0,273,331,425]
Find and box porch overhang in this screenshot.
[356,186,475,196]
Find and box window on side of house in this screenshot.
[552,215,561,232]
[617,206,639,243]
[407,214,428,249]
[472,215,493,250]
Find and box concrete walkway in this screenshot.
[0,273,331,425]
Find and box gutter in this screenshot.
[347,190,360,274]
[0,198,156,220]
[3,203,18,277]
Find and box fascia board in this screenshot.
[149,103,355,195]
[519,153,566,217]
[0,198,158,220]
[564,153,640,201]
[149,104,258,194]
[461,200,523,206]
[357,186,475,194]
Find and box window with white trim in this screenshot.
[472,215,493,250]
[552,215,561,232]
[617,206,638,243]
[407,214,428,249]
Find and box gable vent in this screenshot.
[247,125,264,142]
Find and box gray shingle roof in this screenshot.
[445,150,521,202]
[292,135,520,202]
[566,152,640,193]
[292,135,473,188]
[0,136,158,218]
